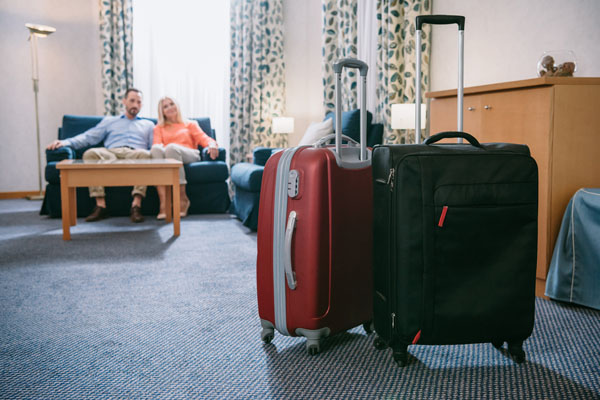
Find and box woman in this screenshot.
[151,96,219,218]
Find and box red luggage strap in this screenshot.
[438,206,448,227]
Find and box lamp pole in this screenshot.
[25,23,55,200]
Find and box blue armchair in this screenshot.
[40,114,230,218]
[230,110,384,231]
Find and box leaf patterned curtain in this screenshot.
[99,0,134,116]
[321,0,359,115]
[376,0,432,144]
[229,0,287,165]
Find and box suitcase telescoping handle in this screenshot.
[415,15,465,143]
[333,58,368,160]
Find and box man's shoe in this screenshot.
[85,206,109,222]
[130,205,144,223]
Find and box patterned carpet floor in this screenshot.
[0,199,599,399]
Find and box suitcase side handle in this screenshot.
[424,131,482,148]
[284,210,297,290]
[416,15,465,30]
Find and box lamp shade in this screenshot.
[391,103,426,130]
[26,23,56,37]
[272,117,294,134]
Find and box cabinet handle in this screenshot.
[467,107,475,111]
[484,105,492,110]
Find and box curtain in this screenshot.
[321,0,359,115]
[99,0,133,116]
[376,0,432,144]
[131,1,230,157]
[229,0,287,165]
[358,0,379,114]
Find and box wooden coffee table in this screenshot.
[56,159,183,240]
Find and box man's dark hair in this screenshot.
[125,87,142,97]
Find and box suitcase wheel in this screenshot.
[392,347,408,367]
[261,328,275,344]
[507,341,526,364]
[491,340,504,349]
[306,340,321,355]
[362,321,374,334]
[373,336,387,350]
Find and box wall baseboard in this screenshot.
[0,191,45,200]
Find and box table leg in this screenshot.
[69,187,77,226]
[165,184,172,223]
[60,172,71,240]
[173,170,180,237]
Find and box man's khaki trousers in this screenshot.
[82,147,151,197]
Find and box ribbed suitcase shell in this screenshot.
[257,146,373,353]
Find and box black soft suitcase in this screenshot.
[371,15,539,367]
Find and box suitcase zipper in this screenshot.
[389,166,397,338]
[387,168,395,192]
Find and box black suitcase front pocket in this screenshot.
[426,182,537,344]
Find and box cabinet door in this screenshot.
[429,95,480,138]
[471,87,553,280]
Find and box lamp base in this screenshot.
[26,193,44,201]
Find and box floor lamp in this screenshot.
[26,23,56,200]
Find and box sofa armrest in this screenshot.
[46,147,76,163]
[231,162,264,192]
[201,147,226,162]
[252,147,282,166]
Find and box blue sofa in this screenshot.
[230,110,384,231]
[40,115,230,218]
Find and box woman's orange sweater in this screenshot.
[153,120,217,150]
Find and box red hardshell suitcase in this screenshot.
[256,59,374,354]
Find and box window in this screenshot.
[132,0,231,155]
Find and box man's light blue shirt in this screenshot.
[63,115,154,150]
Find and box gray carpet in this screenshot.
[0,199,599,399]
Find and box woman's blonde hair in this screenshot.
[157,96,185,126]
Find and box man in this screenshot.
[47,88,154,223]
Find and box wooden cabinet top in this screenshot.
[426,77,600,99]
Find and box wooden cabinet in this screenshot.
[426,77,600,296]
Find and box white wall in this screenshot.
[430,0,600,91]
[0,0,102,193]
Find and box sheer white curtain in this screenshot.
[358,0,378,118]
[132,0,231,157]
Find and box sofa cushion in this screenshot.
[231,163,264,192]
[324,109,373,144]
[368,123,384,148]
[184,161,229,184]
[60,115,104,140]
[298,118,334,146]
[192,118,213,139]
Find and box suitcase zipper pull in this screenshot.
[412,330,422,344]
[438,206,448,227]
[391,312,396,329]
[387,168,395,192]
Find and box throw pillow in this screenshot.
[297,118,334,146]
[324,109,373,143]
